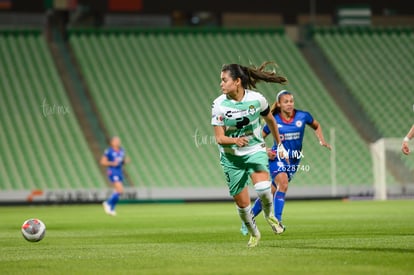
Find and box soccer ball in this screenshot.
[21,218,46,242]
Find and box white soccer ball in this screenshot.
[21,218,46,242]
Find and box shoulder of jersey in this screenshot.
[213,94,227,104]
[245,89,260,96]
[295,109,310,117]
[246,90,266,100]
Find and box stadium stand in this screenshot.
[69,28,373,193]
[313,26,414,181]
[313,27,413,138]
[0,30,106,190]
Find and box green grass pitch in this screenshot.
[0,200,413,274]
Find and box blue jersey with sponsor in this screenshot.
[103,147,126,177]
[263,109,314,159]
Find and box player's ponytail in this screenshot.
[271,102,281,115]
[222,61,287,90]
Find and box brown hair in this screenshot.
[221,61,287,90]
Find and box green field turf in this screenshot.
[0,200,413,274]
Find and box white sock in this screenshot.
[254,181,273,218]
[237,205,259,236]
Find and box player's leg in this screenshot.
[233,187,261,247]
[251,171,284,234]
[103,175,123,216]
[273,172,288,223]
[222,155,261,247]
[273,160,299,230]
[270,158,292,225]
[250,198,262,216]
[249,158,279,218]
[240,153,269,236]
[107,181,123,213]
[250,170,273,217]
[239,197,262,235]
[244,151,283,234]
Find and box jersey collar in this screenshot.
[279,110,296,124]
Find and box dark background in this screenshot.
[9,0,414,15]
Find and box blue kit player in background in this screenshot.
[101,136,130,216]
[241,90,331,235]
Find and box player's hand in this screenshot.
[402,141,410,155]
[235,137,249,147]
[277,143,289,162]
[320,141,332,150]
[267,148,277,160]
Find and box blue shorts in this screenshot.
[107,172,124,183]
[269,158,301,185]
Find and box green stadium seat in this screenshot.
[0,30,106,191]
[313,27,414,185]
[69,29,373,190]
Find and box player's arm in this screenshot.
[402,124,414,155]
[258,95,281,146]
[262,111,288,161]
[214,126,248,147]
[309,119,331,150]
[262,129,276,160]
[211,99,247,147]
[100,155,118,167]
[262,112,280,144]
[262,121,277,160]
[123,156,131,165]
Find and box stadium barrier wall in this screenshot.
[0,185,375,205]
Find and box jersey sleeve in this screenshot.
[211,99,224,126]
[304,111,314,125]
[103,149,111,160]
[260,92,271,134]
[262,124,271,135]
[257,92,270,114]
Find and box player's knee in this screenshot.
[276,178,289,192]
[279,183,288,192]
[114,182,124,193]
[233,189,251,208]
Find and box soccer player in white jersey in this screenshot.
[211,62,289,247]
[402,124,414,155]
[240,90,331,235]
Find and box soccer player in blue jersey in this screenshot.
[212,62,289,247]
[240,90,331,235]
[100,136,130,216]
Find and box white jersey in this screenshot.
[211,89,269,156]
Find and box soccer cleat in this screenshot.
[247,231,261,248]
[102,201,113,216]
[240,223,249,236]
[279,222,286,232]
[266,214,285,234]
